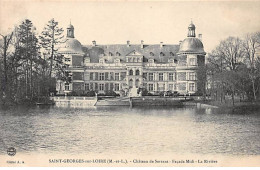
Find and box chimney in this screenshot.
[160,42,163,48]
[92,40,96,46]
[179,40,183,45]
[127,40,130,47]
[198,34,202,41]
[141,40,144,49]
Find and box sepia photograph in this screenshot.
[0,0,260,167]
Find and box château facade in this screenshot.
[56,22,206,96]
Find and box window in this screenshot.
[129,70,133,75]
[190,58,196,65]
[90,72,93,80]
[143,73,147,79]
[109,52,113,56]
[189,83,195,91]
[170,52,174,56]
[148,84,154,91]
[99,73,105,80]
[65,83,69,90]
[159,73,164,81]
[169,73,175,81]
[99,84,104,91]
[114,83,119,91]
[110,72,114,80]
[169,84,174,91]
[85,83,89,91]
[85,58,90,63]
[115,59,120,63]
[136,70,140,75]
[99,59,104,63]
[189,72,196,80]
[129,79,133,88]
[160,52,165,56]
[115,73,119,80]
[116,52,120,56]
[150,52,154,56]
[148,73,154,81]
[135,79,140,87]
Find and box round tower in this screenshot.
[177,22,206,95]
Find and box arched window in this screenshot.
[129,69,133,75]
[129,79,133,88]
[136,70,140,75]
[116,52,120,56]
[135,79,139,87]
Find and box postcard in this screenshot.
[0,0,259,167]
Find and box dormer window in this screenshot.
[160,52,165,56]
[99,58,105,63]
[115,58,120,63]
[85,57,90,63]
[116,52,121,56]
[150,52,154,56]
[148,59,154,63]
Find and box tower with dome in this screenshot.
[177,22,206,95]
[56,21,205,96]
[56,23,85,94]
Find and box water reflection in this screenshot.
[0,106,259,156]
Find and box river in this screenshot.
[0,105,259,156]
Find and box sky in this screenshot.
[1,0,260,53]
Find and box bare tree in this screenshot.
[243,32,260,101]
[0,32,13,99]
[208,37,245,105]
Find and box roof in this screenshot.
[179,37,205,54]
[83,44,180,63]
[58,37,84,55]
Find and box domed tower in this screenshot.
[57,22,85,95]
[179,22,205,54]
[177,22,206,95]
[59,23,84,55]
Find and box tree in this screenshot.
[243,32,260,101]
[39,18,64,79]
[15,19,40,99]
[208,37,245,105]
[0,31,13,102]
